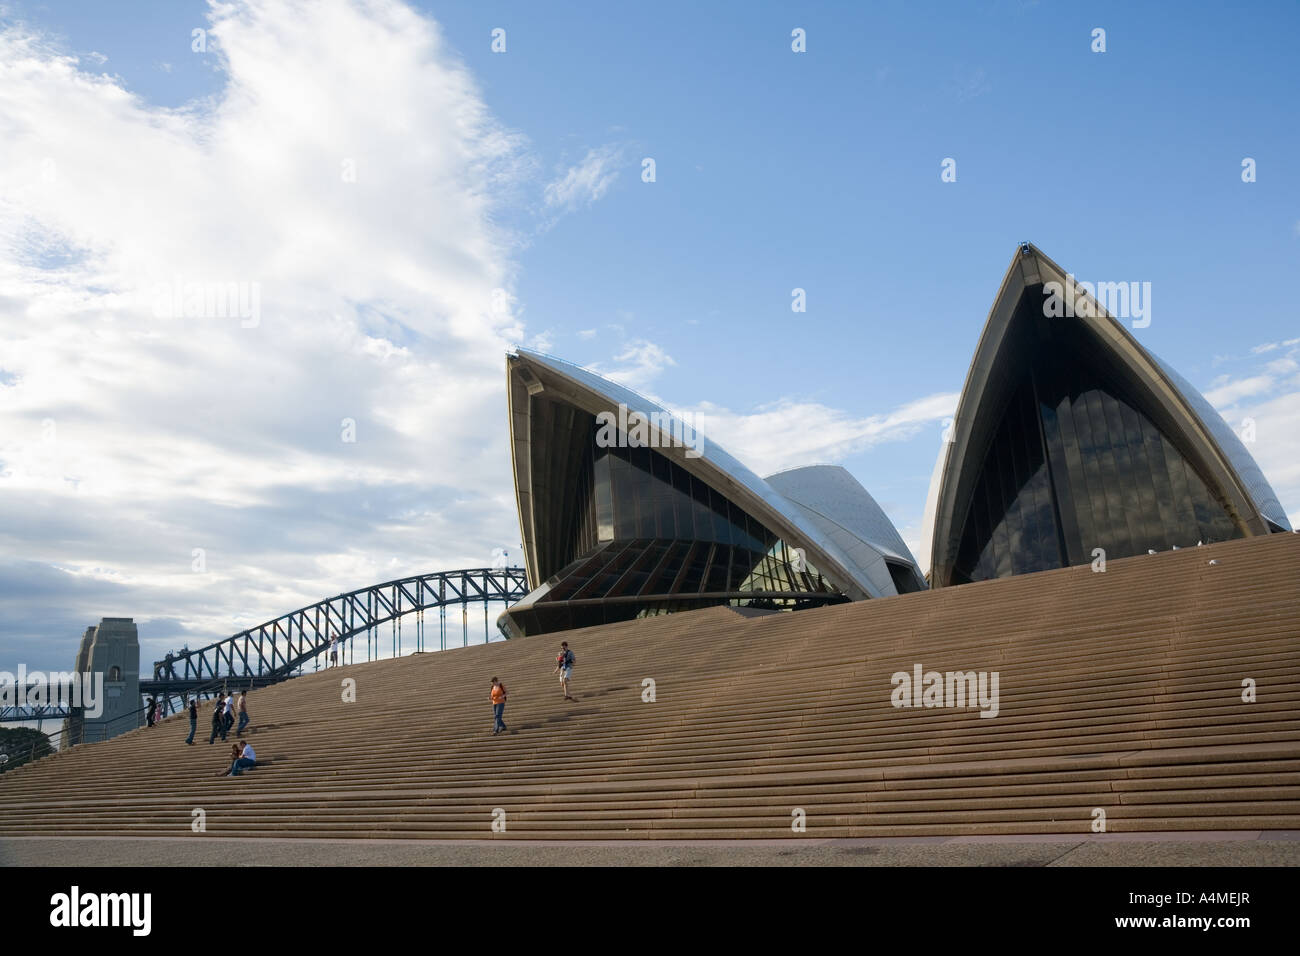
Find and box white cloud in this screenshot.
[1203,375,1274,407]
[689,392,959,477]
[1222,388,1300,529]
[543,144,623,213]
[585,340,957,475]
[590,339,675,394]
[0,0,533,667]
[577,328,596,339]
[1198,343,1300,529]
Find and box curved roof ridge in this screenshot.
[765,462,850,479]
[926,241,1290,587]
[508,350,923,599]
[1148,353,1291,532]
[765,466,919,568]
[514,347,700,438]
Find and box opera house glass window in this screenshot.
[949,288,1241,586]
[507,435,846,636]
[507,347,933,638]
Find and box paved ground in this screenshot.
[4,832,1299,866]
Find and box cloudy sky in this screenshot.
[1,0,1298,673]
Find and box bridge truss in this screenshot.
[141,567,529,707]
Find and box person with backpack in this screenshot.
[185,697,198,745]
[553,642,575,701]
[490,677,508,735]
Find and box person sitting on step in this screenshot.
[218,742,240,776]
[228,739,256,776]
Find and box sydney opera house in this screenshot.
[498,352,927,639]
[499,243,1291,639]
[5,243,1298,852]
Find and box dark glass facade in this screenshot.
[949,287,1244,586]
[507,425,846,637]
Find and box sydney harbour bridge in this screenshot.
[1,567,529,730]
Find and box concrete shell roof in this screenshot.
[1150,355,1291,532]
[923,242,1292,585]
[508,349,923,599]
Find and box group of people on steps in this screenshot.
[155,638,572,770]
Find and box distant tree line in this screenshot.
[0,727,55,773]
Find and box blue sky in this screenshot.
[1,0,1297,673]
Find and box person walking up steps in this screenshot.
[490,677,508,735]
[553,642,576,700]
[208,698,225,744]
[222,693,235,737]
[236,691,250,735]
[185,696,197,745]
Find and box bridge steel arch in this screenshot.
[141,568,528,711]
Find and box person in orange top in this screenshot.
[490,677,508,735]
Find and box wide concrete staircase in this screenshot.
[2,534,1297,840]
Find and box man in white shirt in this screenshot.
[229,740,256,776]
[236,691,250,735]
[222,694,234,736]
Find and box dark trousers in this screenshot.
[230,757,256,776]
[208,722,222,744]
[186,717,196,744]
[493,702,506,732]
[236,712,249,734]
